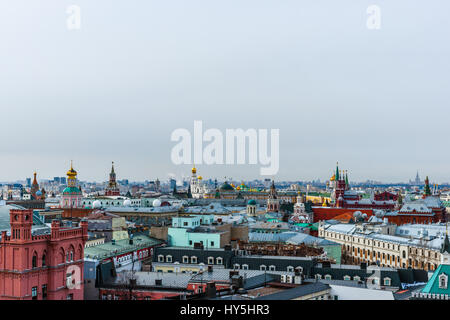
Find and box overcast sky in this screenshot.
[0,1,449,183]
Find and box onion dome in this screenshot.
[153,199,162,207]
[192,167,197,174]
[248,199,257,205]
[198,176,203,180]
[67,161,77,178]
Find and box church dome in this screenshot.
[153,199,162,207]
[123,199,131,207]
[192,167,197,174]
[219,182,234,191]
[248,199,257,205]
[62,186,82,195]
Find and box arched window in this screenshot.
[32,252,38,268]
[216,257,223,265]
[260,265,267,271]
[191,256,197,264]
[42,252,47,267]
[324,274,332,280]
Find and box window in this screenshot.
[42,285,47,300]
[287,266,294,272]
[191,256,197,264]
[166,255,172,263]
[343,275,351,281]
[182,256,189,264]
[315,274,322,280]
[260,265,267,271]
[42,254,46,267]
[158,255,164,262]
[210,241,215,247]
[207,257,214,265]
[269,265,276,271]
[353,276,361,281]
[383,278,391,286]
[324,274,332,280]
[32,287,38,300]
[242,264,249,270]
[439,273,448,289]
[216,257,223,265]
[234,264,240,270]
[32,253,38,268]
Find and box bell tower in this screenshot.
[9,209,33,242]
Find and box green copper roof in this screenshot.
[421,263,450,295]
[62,186,82,195]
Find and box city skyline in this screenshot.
[0,162,444,185]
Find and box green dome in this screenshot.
[248,199,257,205]
[219,182,234,191]
[62,186,82,195]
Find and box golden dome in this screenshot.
[66,161,77,178]
[330,174,336,181]
[198,176,203,180]
[192,167,197,174]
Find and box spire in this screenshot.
[345,170,349,187]
[441,223,450,254]
[335,162,340,181]
[111,161,115,174]
[424,176,431,197]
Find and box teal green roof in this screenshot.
[421,263,450,295]
[248,199,257,205]
[62,186,82,195]
[294,222,319,231]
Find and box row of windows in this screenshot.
[32,249,77,267]
[314,274,391,286]
[157,255,223,265]
[233,264,303,272]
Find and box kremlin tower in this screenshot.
[105,162,120,196]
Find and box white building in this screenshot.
[319,221,448,271]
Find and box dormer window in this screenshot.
[439,273,448,289]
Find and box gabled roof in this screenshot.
[421,263,450,295]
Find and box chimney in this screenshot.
[208,265,213,273]
[361,262,367,270]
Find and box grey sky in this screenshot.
[0,1,449,183]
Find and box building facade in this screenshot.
[0,208,88,300]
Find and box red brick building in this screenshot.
[0,208,88,300]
